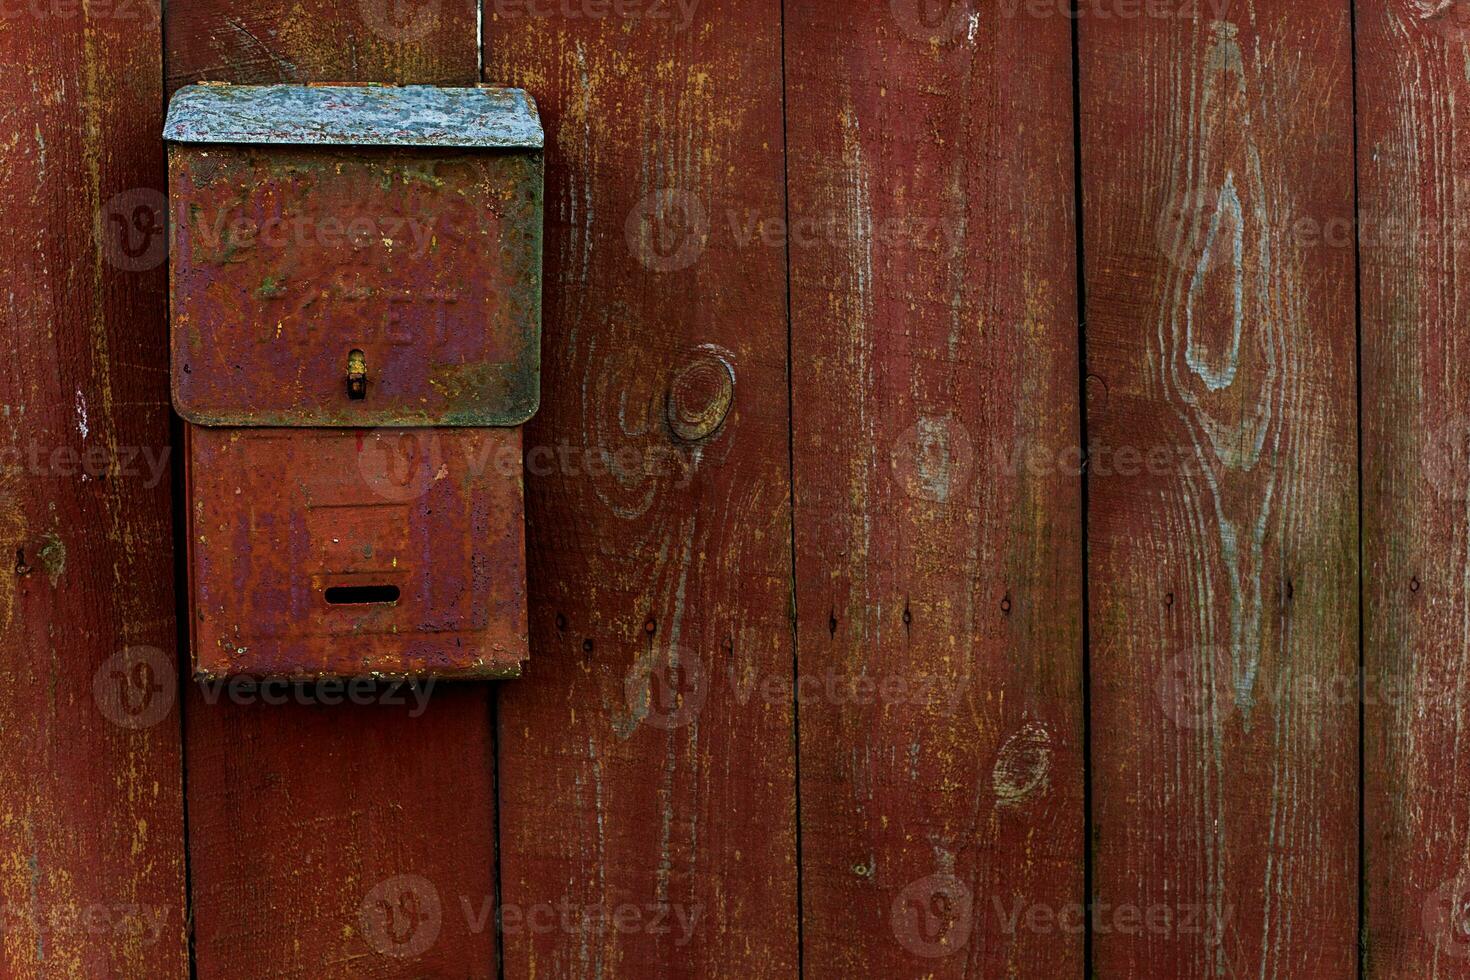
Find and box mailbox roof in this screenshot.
[164,84,543,149]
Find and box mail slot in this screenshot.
[165,84,543,680]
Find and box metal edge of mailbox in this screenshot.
[164,84,544,149]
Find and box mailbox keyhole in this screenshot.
[325,584,400,605]
[346,349,367,400]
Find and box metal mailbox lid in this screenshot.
[164,84,544,149]
[166,84,543,428]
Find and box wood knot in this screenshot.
[666,354,734,443]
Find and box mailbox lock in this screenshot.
[346,349,367,400]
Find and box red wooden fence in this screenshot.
[3,0,1465,976]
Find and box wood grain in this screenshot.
[784,3,1086,976]
[166,0,475,92]
[164,4,499,976]
[1358,4,1470,975]
[0,0,189,976]
[1079,5,1359,975]
[484,4,800,976]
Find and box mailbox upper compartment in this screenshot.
[165,84,544,428]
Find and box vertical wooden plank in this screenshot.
[484,4,799,977]
[1079,5,1359,976]
[166,0,475,88]
[785,4,1086,976]
[164,4,497,976]
[1358,6,1470,975]
[0,0,189,977]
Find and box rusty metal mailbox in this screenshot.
[165,84,543,680]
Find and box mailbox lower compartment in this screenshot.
[185,425,529,679]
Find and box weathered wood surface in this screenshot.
[166,0,475,89]
[1079,6,1359,976]
[1358,5,1470,975]
[20,2,1469,976]
[0,1,189,977]
[484,4,800,976]
[165,4,500,977]
[786,3,1085,976]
